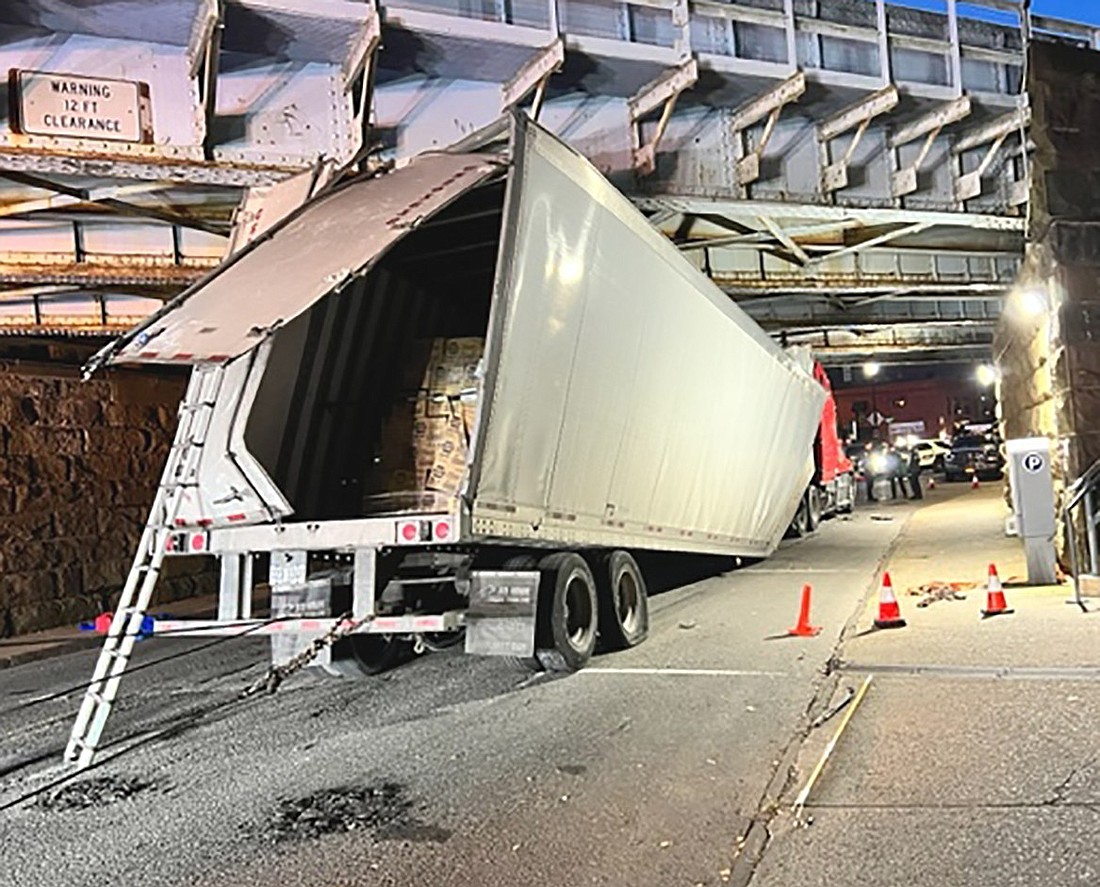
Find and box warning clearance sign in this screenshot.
[11,69,152,143]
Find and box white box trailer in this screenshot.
[83,114,825,681]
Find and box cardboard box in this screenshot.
[423,336,483,395]
[460,396,478,438]
[413,400,468,495]
[363,337,484,507]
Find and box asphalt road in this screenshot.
[0,503,908,887]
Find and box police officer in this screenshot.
[903,446,923,500]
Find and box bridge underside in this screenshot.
[1,0,1097,366]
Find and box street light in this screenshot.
[976,363,998,387]
[1011,287,1047,319]
[862,361,881,379]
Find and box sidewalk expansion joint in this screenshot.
[839,663,1100,681]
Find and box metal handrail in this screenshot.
[1064,456,1100,511]
[1062,455,1100,611]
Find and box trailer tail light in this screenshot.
[167,531,209,553]
[399,520,443,544]
[396,519,453,545]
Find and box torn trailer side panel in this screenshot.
[470,121,823,558]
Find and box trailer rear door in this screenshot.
[88,153,505,370]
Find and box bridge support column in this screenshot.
[996,42,1100,565]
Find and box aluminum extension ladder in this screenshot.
[65,364,225,769]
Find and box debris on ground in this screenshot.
[262,782,449,844]
[906,580,978,608]
[869,515,894,522]
[811,685,856,728]
[678,619,698,630]
[38,775,156,811]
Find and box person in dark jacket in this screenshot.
[902,446,923,500]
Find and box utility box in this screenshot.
[1006,437,1058,585]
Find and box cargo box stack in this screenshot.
[363,337,483,513]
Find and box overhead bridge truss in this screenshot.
[0,0,1097,350]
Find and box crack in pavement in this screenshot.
[1042,756,1097,808]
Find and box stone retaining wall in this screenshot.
[0,360,214,637]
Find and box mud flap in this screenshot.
[269,554,352,670]
[464,570,540,657]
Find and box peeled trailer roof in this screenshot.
[86,150,508,371]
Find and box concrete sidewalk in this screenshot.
[754,483,1100,887]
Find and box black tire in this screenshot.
[788,493,810,538]
[592,550,649,650]
[326,635,409,677]
[837,473,855,514]
[806,487,822,532]
[534,552,599,672]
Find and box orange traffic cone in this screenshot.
[981,563,1014,618]
[873,572,907,629]
[971,474,981,490]
[788,584,822,637]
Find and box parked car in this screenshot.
[944,434,1004,481]
[912,439,950,471]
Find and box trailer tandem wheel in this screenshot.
[534,552,599,672]
[807,486,822,531]
[591,550,649,650]
[788,494,810,538]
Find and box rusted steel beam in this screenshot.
[0,171,229,235]
[0,147,300,187]
[0,259,213,288]
[0,316,148,336]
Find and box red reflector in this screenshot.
[190,533,206,552]
[197,518,213,528]
[227,513,247,522]
[434,521,451,541]
[400,522,418,542]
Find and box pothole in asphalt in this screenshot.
[261,782,451,845]
[37,775,157,811]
